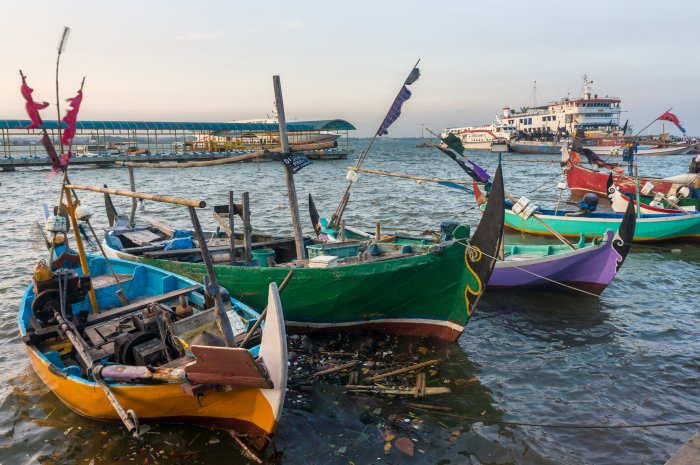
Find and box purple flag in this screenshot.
[377,86,411,136]
[468,160,490,182]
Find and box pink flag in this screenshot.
[18,74,49,129]
[61,88,83,147]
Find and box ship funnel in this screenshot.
[503,107,511,118]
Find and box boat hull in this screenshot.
[489,231,619,294]
[509,141,564,154]
[564,161,677,196]
[586,144,694,156]
[143,241,479,341]
[24,342,278,435]
[19,256,285,440]
[504,209,700,242]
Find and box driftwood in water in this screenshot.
[345,385,450,396]
[313,360,361,377]
[366,359,440,382]
[403,402,453,412]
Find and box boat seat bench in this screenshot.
[85,284,201,326]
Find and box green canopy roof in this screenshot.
[0,119,355,132]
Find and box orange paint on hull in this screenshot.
[25,346,278,436]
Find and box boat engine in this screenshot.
[578,193,599,213]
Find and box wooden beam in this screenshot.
[273,75,306,261]
[66,185,205,208]
[86,284,200,326]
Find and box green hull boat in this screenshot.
[106,169,506,341]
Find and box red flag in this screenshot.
[61,88,83,147]
[18,74,49,129]
[656,111,686,134]
[656,111,681,126]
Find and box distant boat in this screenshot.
[440,121,517,151]
[509,140,564,155]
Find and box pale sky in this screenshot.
[1,0,698,137]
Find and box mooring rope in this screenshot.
[457,241,604,298]
[406,405,700,429]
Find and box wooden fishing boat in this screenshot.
[24,184,287,446]
[502,202,700,242]
[561,146,700,196]
[509,140,564,155]
[468,182,637,293]
[104,167,507,341]
[606,173,698,214]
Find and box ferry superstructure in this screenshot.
[440,122,517,150]
[502,77,622,135]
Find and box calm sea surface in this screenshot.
[1,138,699,465]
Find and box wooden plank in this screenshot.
[185,345,272,388]
[86,284,201,326]
[242,192,253,262]
[666,431,700,465]
[141,238,301,259]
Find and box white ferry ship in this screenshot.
[502,76,622,135]
[440,122,517,150]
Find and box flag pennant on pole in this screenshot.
[18,74,49,129]
[61,88,83,147]
[377,86,412,136]
[441,133,464,155]
[656,111,686,134]
[468,160,490,182]
[404,67,420,85]
[436,145,487,183]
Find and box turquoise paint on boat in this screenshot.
[504,207,700,242]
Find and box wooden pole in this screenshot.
[375,222,381,241]
[238,269,294,348]
[66,184,205,208]
[128,165,137,226]
[273,75,306,261]
[228,191,236,263]
[242,192,253,261]
[188,206,235,348]
[347,167,472,187]
[62,187,99,313]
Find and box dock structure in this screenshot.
[0,118,355,171]
[665,431,700,465]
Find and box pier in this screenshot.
[0,118,355,171]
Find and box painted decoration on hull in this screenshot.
[610,183,637,272]
[463,164,505,317]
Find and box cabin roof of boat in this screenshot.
[0,119,356,132]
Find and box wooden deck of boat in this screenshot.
[665,431,700,465]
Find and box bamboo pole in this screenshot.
[127,165,137,226]
[62,187,99,313]
[367,359,439,382]
[228,191,236,263]
[238,269,294,348]
[329,59,420,230]
[313,361,361,377]
[242,192,253,261]
[65,184,205,208]
[188,206,235,348]
[273,75,306,261]
[348,167,472,186]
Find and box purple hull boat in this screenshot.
[488,202,636,295]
